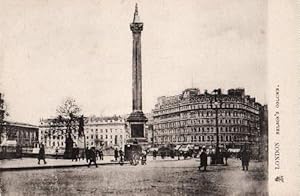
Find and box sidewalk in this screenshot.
[0,156,125,171]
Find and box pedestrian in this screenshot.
[72,146,77,162]
[96,149,100,160]
[55,147,59,159]
[153,150,157,160]
[75,146,79,161]
[85,147,90,163]
[99,149,104,160]
[38,144,47,164]
[81,150,85,161]
[119,149,124,165]
[161,151,165,159]
[88,147,98,168]
[141,151,147,165]
[224,149,230,165]
[114,148,119,162]
[170,150,175,159]
[241,147,250,171]
[177,150,182,160]
[199,148,208,171]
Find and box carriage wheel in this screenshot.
[131,153,140,166]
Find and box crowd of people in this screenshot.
[37,144,252,171]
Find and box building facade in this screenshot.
[152,88,265,152]
[39,115,129,150]
[1,121,39,148]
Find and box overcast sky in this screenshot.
[0,0,267,124]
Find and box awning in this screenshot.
[228,148,240,153]
[174,145,182,150]
[149,148,158,152]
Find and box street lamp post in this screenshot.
[211,89,224,165]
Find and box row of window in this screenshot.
[156,102,260,116]
[85,128,124,134]
[154,118,259,129]
[45,138,124,148]
[158,134,252,143]
[157,126,258,135]
[42,134,124,141]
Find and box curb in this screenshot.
[0,162,129,172]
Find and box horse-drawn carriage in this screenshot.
[124,143,146,166]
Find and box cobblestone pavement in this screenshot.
[0,158,267,196]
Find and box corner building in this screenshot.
[152,88,264,152]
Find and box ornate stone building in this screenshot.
[152,88,265,152]
[1,121,39,148]
[39,115,129,150]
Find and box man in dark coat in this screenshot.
[119,149,124,165]
[99,149,104,160]
[241,148,250,171]
[153,150,157,160]
[224,149,230,165]
[88,147,98,168]
[114,148,119,161]
[72,147,77,162]
[38,144,47,164]
[85,147,90,163]
[199,148,208,171]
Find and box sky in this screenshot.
[0,0,267,124]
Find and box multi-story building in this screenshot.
[1,121,39,148]
[152,88,265,154]
[39,115,129,150]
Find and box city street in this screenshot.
[0,158,267,195]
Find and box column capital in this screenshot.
[130,23,143,33]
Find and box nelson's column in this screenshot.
[127,4,148,144]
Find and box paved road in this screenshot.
[0,158,267,196]
[0,156,118,170]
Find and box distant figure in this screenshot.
[114,148,119,161]
[141,151,147,165]
[177,151,182,160]
[72,146,78,162]
[88,147,98,168]
[119,150,124,165]
[38,144,47,164]
[81,150,85,160]
[241,148,250,171]
[153,150,157,160]
[95,149,100,160]
[199,148,208,171]
[99,149,104,160]
[55,147,59,159]
[161,151,165,159]
[170,150,175,159]
[85,147,90,163]
[224,149,230,165]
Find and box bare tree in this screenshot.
[46,97,84,158]
[56,97,81,119]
